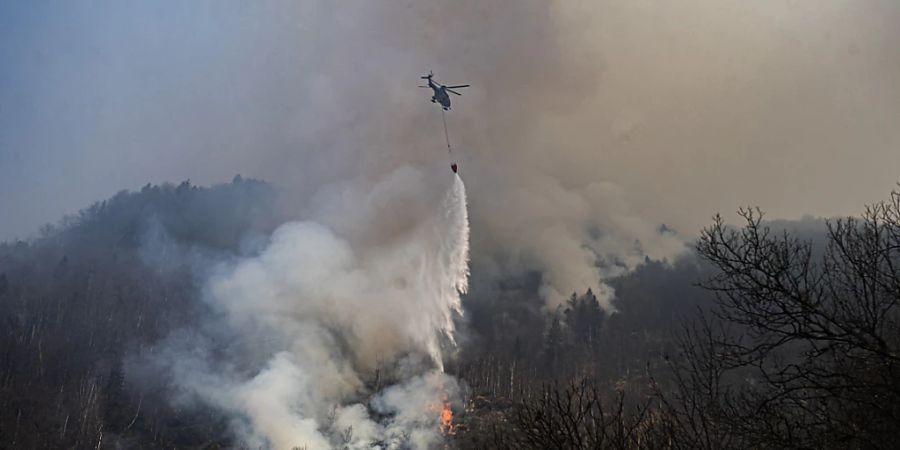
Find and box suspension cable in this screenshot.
[441,108,452,154]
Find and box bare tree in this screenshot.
[683,189,900,448]
[650,315,738,450]
[488,379,661,450]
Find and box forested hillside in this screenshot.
[3,179,900,449]
[0,177,279,448]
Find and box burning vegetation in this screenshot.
[431,394,454,436]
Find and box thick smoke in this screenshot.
[137,173,469,449]
[9,0,899,305]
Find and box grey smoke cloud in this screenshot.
[3,0,900,305]
[134,174,470,448]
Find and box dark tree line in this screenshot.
[456,259,716,406]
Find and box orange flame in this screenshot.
[430,394,455,435]
[439,398,454,435]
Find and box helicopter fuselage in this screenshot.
[428,81,452,110]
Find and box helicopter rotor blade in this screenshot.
[445,84,470,89]
[418,85,430,88]
[447,89,462,96]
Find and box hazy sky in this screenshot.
[2,0,900,242]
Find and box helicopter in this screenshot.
[419,71,470,110]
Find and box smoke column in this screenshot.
[135,171,470,449]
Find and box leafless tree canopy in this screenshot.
[677,191,900,448]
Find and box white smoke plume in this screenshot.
[141,172,469,449]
